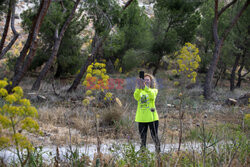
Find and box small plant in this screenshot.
[170,42,201,153]
[171,42,200,85]
[0,79,41,167]
[110,142,156,167]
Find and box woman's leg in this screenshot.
[149,121,160,153]
[138,122,148,149]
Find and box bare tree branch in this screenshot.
[218,0,238,18]
[222,0,250,41]
[123,0,134,10]
[0,0,19,58]
[0,0,12,59]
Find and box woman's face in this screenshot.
[144,76,151,87]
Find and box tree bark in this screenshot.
[230,54,240,91]
[31,0,80,91]
[214,63,226,88]
[203,0,249,99]
[67,36,103,92]
[14,0,50,75]
[0,0,12,59]
[0,0,19,58]
[8,0,51,91]
[204,40,223,98]
[236,54,246,88]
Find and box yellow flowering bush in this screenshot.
[104,92,113,101]
[82,99,90,106]
[0,79,41,162]
[82,60,111,105]
[170,43,201,152]
[85,90,92,96]
[172,42,201,84]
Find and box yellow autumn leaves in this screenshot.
[0,79,40,151]
[172,43,201,85]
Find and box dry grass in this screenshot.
[1,68,247,147]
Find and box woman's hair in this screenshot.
[144,73,158,89]
[136,73,158,89]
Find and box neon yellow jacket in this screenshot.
[134,85,159,122]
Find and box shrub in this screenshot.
[0,79,41,166]
[122,49,151,72]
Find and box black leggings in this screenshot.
[138,121,160,152]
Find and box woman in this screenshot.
[134,73,160,153]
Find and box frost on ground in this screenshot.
[0,141,202,164]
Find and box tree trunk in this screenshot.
[67,36,103,92]
[67,1,136,92]
[230,54,240,91]
[152,55,162,76]
[31,0,80,91]
[236,54,246,88]
[0,0,12,59]
[204,40,223,98]
[203,0,249,99]
[54,63,62,78]
[8,0,51,91]
[0,0,19,58]
[214,63,226,88]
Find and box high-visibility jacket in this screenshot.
[133,85,159,122]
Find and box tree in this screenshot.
[204,0,249,99]
[8,0,51,91]
[151,0,201,75]
[230,4,250,90]
[0,0,19,59]
[104,0,153,72]
[67,0,125,92]
[31,0,81,91]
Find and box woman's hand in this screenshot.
[136,78,145,89]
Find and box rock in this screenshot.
[37,95,46,101]
[225,98,237,105]
[26,93,47,102]
[141,0,155,4]
[237,93,250,105]
[15,14,20,19]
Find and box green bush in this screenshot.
[6,52,17,71]
[122,49,151,72]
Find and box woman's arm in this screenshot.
[144,85,158,100]
[134,88,142,101]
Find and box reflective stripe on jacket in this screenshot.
[134,85,159,122]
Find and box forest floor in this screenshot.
[4,69,249,147]
[0,68,249,165]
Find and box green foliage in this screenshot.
[197,0,250,74]
[152,0,201,55]
[103,0,153,71]
[110,142,156,167]
[118,0,153,51]
[5,52,17,71]
[21,0,87,77]
[0,79,41,166]
[26,146,46,166]
[122,49,152,72]
[0,0,8,20]
[85,0,121,35]
[64,148,89,166]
